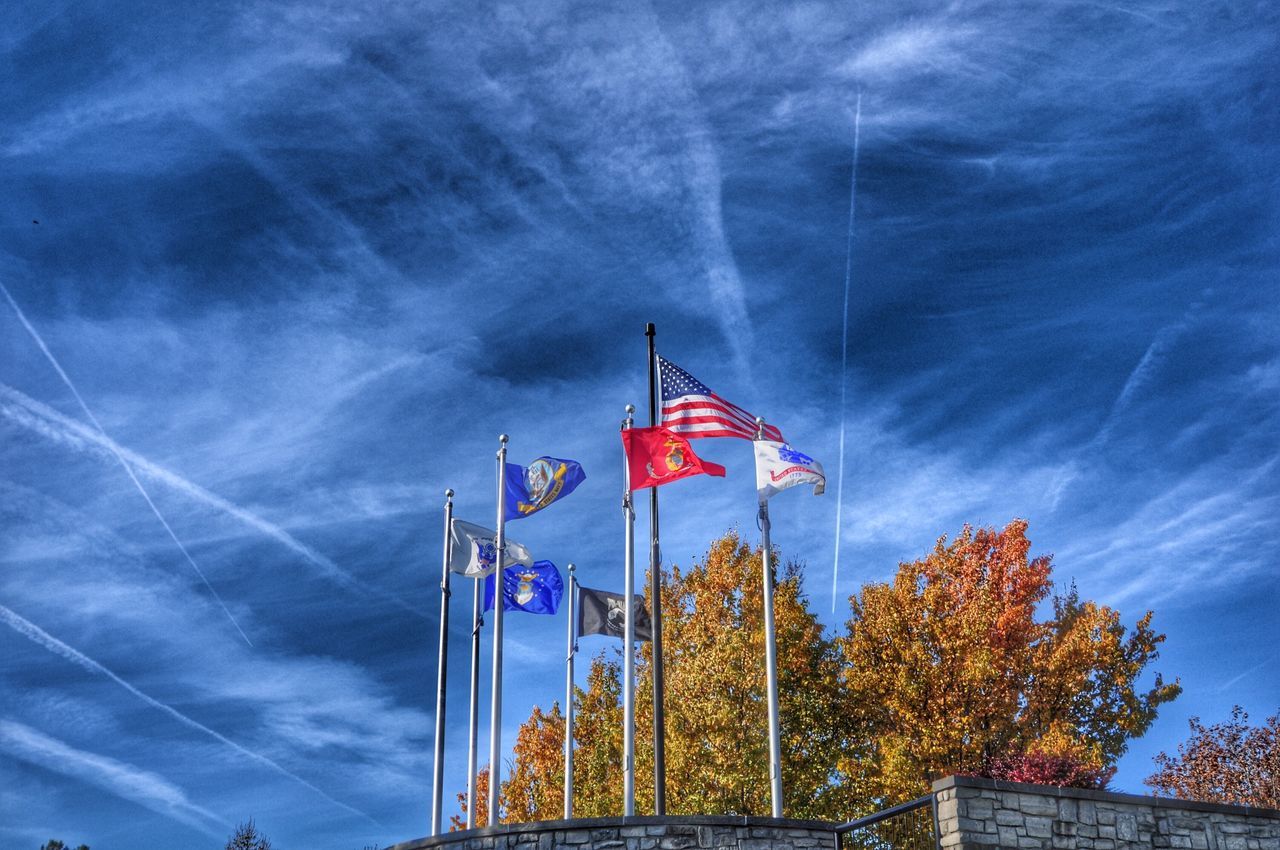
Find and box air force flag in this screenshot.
[754,440,826,501]
[449,519,534,578]
[504,457,586,521]
[484,561,564,615]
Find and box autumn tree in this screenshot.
[1146,706,1280,807]
[483,531,849,823]
[458,523,1179,825]
[502,703,566,821]
[841,519,1180,804]
[649,532,850,818]
[450,767,495,830]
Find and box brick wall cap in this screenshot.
[930,774,1280,820]
[387,815,838,850]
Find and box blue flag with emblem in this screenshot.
[484,560,565,615]
[503,457,586,521]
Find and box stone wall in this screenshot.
[933,776,1280,850]
[387,816,838,850]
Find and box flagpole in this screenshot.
[644,322,666,816]
[431,489,455,835]
[487,434,509,826]
[621,404,636,816]
[563,563,577,820]
[756,418,784,817]
[466,576,482,829]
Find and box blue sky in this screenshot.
[2,0,1277,847]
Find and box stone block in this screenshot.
[660,836,698,850]
[940,830,963,848]
[965,831,1000,845]
[960,817,991,834]
[1051,835,1073,850]
[1078,802,1098,827]
[558,833,590,845]
[1053,821,1077,837]
[938,799,960,825]
[1098,810,1117,826]
[622,828,648,838]
[1169,836,1191,849]
[640,839,658,849]
[1025,818,1053,839]
[1093,841,1115,850]
[538,833,554,850]
[1058,800,1078,823]
[1117,816,1138,842]
[1020,796,1061,818]
[1099,826,1117,840]
[593,831,622,843]
[1078,824,1098,839]
[1018,837,1047,849]
[968,799,996,820]
[997,810,1026,826]
[1000,826,1020,846]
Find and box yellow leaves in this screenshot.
[462,522,1178,826]
[843,520,1179,803]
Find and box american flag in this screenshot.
[658,355,784,441]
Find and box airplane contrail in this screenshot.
[0,382,424,620]
[1,282,252,645]
[832,91,863,614]
[0,603,380,826]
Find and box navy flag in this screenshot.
[578,586,652,642]
[484,560,564,615]
[504,457,586,521]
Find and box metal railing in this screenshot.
[835,795,938,850]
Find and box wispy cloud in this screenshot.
[0,603,380,826]
[0,383,422,620]
[2,282,251,645]
[0,718,225,835]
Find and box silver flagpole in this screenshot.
[621,404,637,816]
[431,489,455,835]
[487,434,509,825]
[563,563,577,820]
[756,418,784,817]
[465,576,482,829]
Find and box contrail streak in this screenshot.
[832,91,862,614]
[0,603,380,826]
[0,383,424,620]
[1,282,252,645]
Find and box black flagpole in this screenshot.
[645,321,666,815]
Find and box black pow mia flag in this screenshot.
[577,586,652,642]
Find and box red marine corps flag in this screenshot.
[621,425,726,490]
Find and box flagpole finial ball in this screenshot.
[445,488,454,499]
[499,434,509,444]
[755,416,765,426]
[568,563,576,573]
[625,404,635,415]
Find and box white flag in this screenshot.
[754,440,826,501]
[449,519,534,578]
